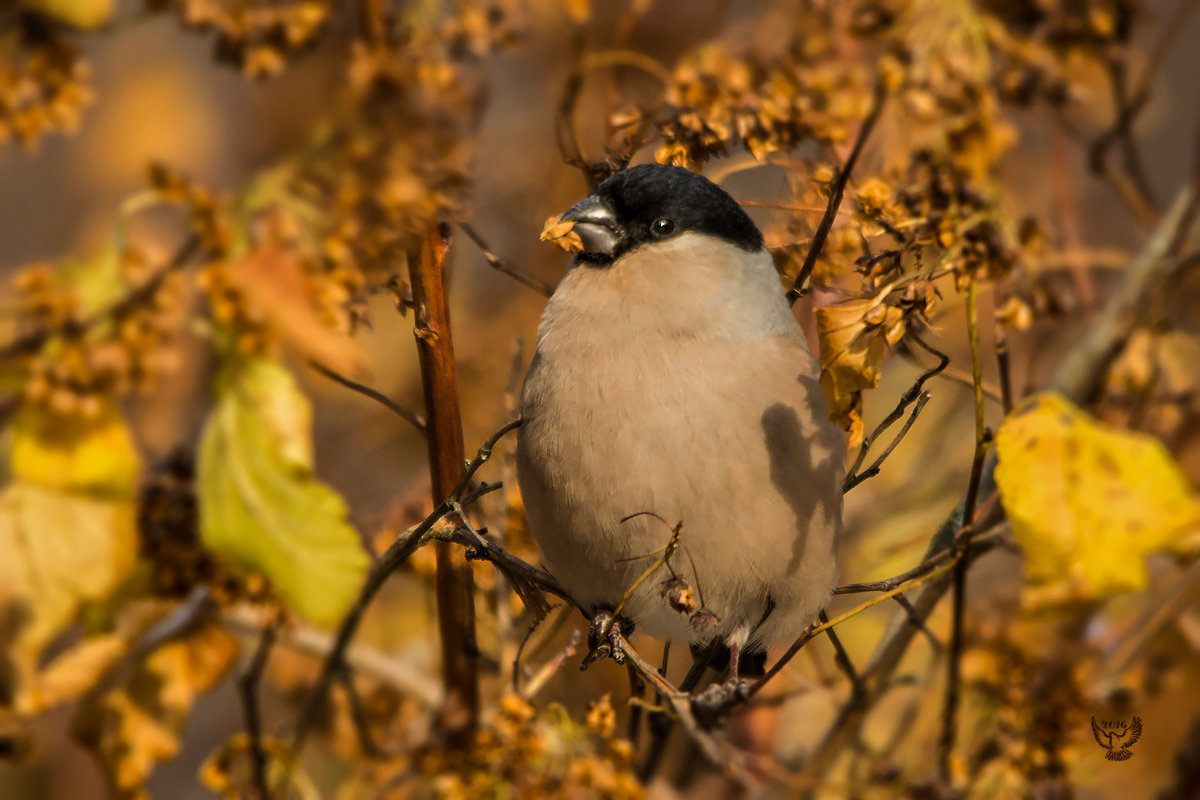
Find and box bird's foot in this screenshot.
[689,678,750,728]
[581,609,629,669]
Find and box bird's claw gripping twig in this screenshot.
[581,609,628,669]
[690,678,750,728]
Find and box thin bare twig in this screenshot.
[291,419,523,753]
[819,609,864,698]
[512,604,569,695]
[891,593,942,651]
[1088,0,1200,222]
[239,617,279,800]
[522,629,583,699]
[1089,57,1157,221]
[994,326,1015,413]
[786,82,887,304]
[843,330,949,492]
[458,223,555,297]
[833,520,1004,595]
[1053,176,1200,404]
[752,550,967,698]
[309,360,427,436]
[449,522,565,616]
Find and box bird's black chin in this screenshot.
[573,250,616,269]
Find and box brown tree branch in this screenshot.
[408,224,480,748]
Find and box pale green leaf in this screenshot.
[198,357,368,625]
[0,484,138,658]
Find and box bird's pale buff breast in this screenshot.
[517,238,845,648]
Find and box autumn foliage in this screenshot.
[1,1,1200,798]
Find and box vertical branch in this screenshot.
[939,278,987,783]
[408,223,479,747]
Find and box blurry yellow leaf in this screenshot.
[539,216,584,253]
[73,621,240,800]
[816,297,903,446]
[11,402,140,497]
[198,357,369,625]
[29,634,126,712]
[19,601,168,714]
[22,0,113,29]
[995,393,1200,605]
[0,483,137,658]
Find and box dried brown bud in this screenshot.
[660,576,698,615]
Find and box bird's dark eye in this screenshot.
[651,218,676,237]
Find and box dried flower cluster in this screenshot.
[0,22,93,148]
[161,0,330,78]
[417,694,644,799]
[647,42,869,166]
[10,245,185,419]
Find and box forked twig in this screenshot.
[843,330,949,492]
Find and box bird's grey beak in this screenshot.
[560,195,620,257]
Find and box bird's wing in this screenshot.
[1091,717,1108,748]
[1123,717,1143,748]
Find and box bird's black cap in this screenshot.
[560,164,764,266]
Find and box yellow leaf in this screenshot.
[11,402,141,497]
[995,393,1200,605]
[18,601,169,714]
[22,0,113,29]
[0,484,138,659]
[816,297,903,446]
[539,216,584,253]
[72,621,240,800]
[198,357,369,625]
